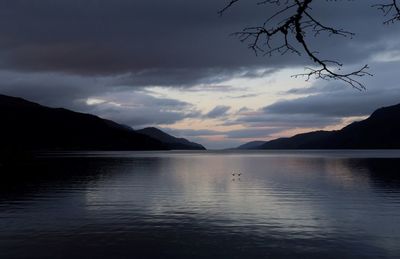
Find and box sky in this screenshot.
[0,0,400,149]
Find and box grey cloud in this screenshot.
[227,93,259,99]
[1,0,400,149]
[83,91,201,128]
[233,61,400,130]
[115,69,228,88]
[282,84,347,96]
[0,1,279,80]
[233,113,341,129]
[267,90,400,118]
[0,70,108,108]
[0,70,200,128]
[179,85,237,93]
[206,105,231,118]
[0,0,398,88]
[91,105,192,128]
[236,107,252,114]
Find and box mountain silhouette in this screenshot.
[238,102,400,149]
[237,141,267,150]
[137,127,206,150]
[0,94,169,152]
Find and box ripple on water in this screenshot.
[1,151,400,258]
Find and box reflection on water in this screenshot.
[1,151,400,258]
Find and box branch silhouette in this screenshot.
[374,0,400,24]
[219,0,400,90]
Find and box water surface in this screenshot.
[1,150,400,258]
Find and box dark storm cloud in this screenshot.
[0,0,398,87]
[0,70,104,108]
[0,0,276,80]
[0,0,400,148]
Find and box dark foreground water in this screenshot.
[1,150,400,258]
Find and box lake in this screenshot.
[1,150,400,258]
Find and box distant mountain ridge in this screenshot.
[238,102,400,149]
[137,127,206,150]
[237,141,267,150]
[0,94,204,151]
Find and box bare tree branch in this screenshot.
[374,0,400,24]
[218,0,240,16]
[219,0,375,89]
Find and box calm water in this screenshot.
[1,150,400,258]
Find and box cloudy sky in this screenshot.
[1,0,400,149]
